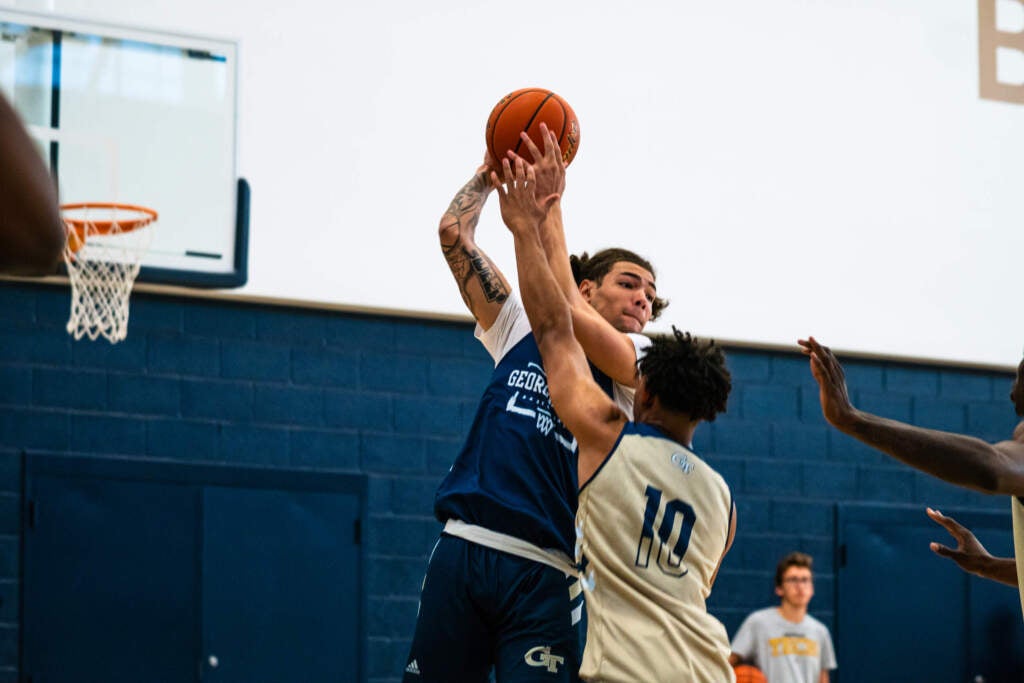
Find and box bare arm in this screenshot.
[493,158,625,484]
[820,669,830,683]
[926,507,1018,586]
[513,127,642,387]
[800,337,1024,495]
[438,158,512,330]
[0,93,64,275]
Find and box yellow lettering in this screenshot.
[768,637,820,657]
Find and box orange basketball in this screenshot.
[486,88,580,168]
[733,664,767,683]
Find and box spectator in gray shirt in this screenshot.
[730,552,837,683]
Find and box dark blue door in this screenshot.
[200,486,362,681]
[23,474,199,682]
[22,455,366,683]
[837,504,1024,683]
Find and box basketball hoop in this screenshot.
[62,202,158,343]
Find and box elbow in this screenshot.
[27,211,66,274]
[989,465,1024,496]
[968,457,1013,495]
[0,212,65,276]
[33,214,67,273]
[438,216,469,254]
[437,217,457,243]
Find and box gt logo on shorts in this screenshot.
[524,646,565,673]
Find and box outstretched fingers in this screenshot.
[926,507,969,543]
[925,507,988,570]
[517,129,543,164]
[801,337,843,384]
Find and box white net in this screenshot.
[62,204,156,343]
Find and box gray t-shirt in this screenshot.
[731,607,837,683]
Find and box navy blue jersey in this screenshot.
[435,332,579,556]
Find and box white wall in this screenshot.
[4,0,1023,367]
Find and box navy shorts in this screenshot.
[402,534,583,683]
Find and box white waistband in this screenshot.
[443,519,577,577]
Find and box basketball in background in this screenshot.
[733,664,768,683]
[486,88,580,167]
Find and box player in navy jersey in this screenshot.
[402,132,664,682]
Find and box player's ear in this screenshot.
[578,278,596,300]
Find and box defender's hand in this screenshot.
[507,122,566,199]
[799,336,858,431]
[492,157,559,234]
[927,507,995,577]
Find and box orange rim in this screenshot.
[62,202,159,238]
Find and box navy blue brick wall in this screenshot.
[0,282,1019,683]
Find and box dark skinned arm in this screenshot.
[800,337,1024,496]
[0,93,64,275]
[927,507,1018,586]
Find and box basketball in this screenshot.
[733,664,767,683]
[486,88,580,168]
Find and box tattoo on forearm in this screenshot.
[468,250,509,303]
[445,172,489,234]
[441,240,508,306]
[440,171,509,307]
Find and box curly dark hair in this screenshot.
[569,248,668,320]
[639,327,731,422]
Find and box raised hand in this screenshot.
[799,336,857,430]
[507,122,566,200]
[491,157,559,235]
[926,507,995,576]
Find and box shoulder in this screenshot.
[475,291,531,361]
[744,607,780,628]
[735,608,773,635]
[803,613,832,633]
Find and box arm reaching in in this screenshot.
[0,93,64,275]
[492,157,625,484]
[510,125,645,387]
[800,336,1024,495]
[438,153,512,330]
[926,507,1018,586]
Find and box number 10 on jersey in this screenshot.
[635,485,696,577]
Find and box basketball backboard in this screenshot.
[0,8,248,288]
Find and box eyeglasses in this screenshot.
[782,577,813,585]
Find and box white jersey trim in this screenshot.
[443,519,577,577]
[475,292,532,364]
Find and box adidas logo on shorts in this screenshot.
[405,659,421,675]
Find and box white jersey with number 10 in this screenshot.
[577,422,734,683]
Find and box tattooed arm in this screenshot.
[439,157,513,330]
